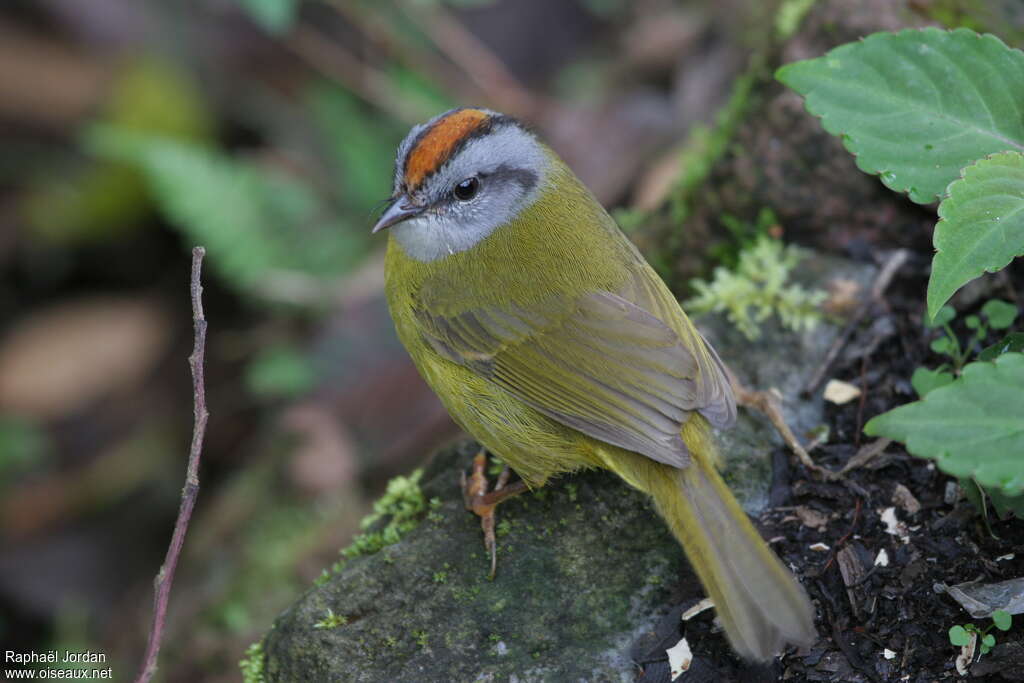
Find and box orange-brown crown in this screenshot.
[402,108,492,191]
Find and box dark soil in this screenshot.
[633,257,1024,682]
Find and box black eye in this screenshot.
[453,177,480,201]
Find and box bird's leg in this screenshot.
[460,449,529,578]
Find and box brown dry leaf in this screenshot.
[0,297,171,419]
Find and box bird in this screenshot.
[373,107,816,661]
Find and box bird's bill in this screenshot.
[372,198,423,233]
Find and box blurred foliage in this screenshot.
[245,345,317,399]
[22,57,212,244]
[86,127,366,304]
[0,415,49,489]
[306,83,406,213]
[234,0,298,34]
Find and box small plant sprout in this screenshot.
[948,610,1013,657]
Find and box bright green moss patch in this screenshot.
[239,640,265,683]
[316,469,428,585]
[685,235,826,340]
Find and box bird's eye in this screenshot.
[453,177,480,201]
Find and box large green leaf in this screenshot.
[927,152,1024,317]
[777,28,1024,204]
[864,352,1024,495]
[87,127,365,301]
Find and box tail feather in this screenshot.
[664,457,816,659]
[605,418,816,660]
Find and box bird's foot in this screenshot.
[460,449,528,579]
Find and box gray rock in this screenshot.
[259,253,876,682]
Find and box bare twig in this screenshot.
[803,249,909,396]
[135,247,209,683]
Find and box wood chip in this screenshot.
[837,545,867,619]
[892,483,921,515]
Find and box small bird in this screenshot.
[374,107,816,661]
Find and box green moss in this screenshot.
[412,629,429,648]
[343,469,427,557]
[684,235,826,340]
[312,608,348,630]
[239,640,266,683]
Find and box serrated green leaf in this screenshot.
[993,610,1012,631]
[982,299,1019,330]
[864,352,1024,496]
[927,152,1024,318]
[911,367,955,397]
[979,332,1024,361]
[949,624,970,646]
[777,28,1024,204]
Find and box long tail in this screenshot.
[602,419,816,660]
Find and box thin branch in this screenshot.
[135,247,209,683]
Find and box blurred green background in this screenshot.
[0,0,770,679]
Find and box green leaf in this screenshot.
[864,352,1024,496]
[931,337,954,355]
[927,152,1024,318]
[993,610,1012,631]
[307,83,402,212]
[911,367,955,397]
[86,127,366,301]
[777,28,1024,204]
[982,299,1019,330]
[988,487,1024,520]
[949,624,970,646]
[926,305,956,329]
[979,332,1024,361]
[246,346,316,399]
[982,633,996,648]
[234,0,297,34]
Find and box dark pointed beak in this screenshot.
[372,197,423,234]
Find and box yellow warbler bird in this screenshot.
[374,107,816,661]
